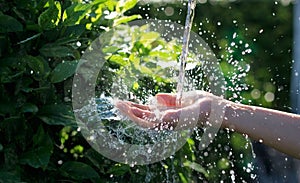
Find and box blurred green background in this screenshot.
[0,0,297,182]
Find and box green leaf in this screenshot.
[0,56,25,69]
[26,56,44,73]
[0,14,23,33]
[0,97,16,115]
[116,0,138,13]
[50,60,78,83]
[63,24,86,38]
[24,55,50,80]
[60,161,100,180]
[63,3,91,26]
[109,55,127,66]
[54,37,79,45]
[19,125,53,169]
[149,50,175,61]
[38,1,61,30]
[113,14,141,27]
[40,45,74,58]
[33,125,53,148]
[102,46,119,54]
[104,0,116,11]
[92,0,108,5]
[139,31,160,47]
[140,66,152,75]
[19,146,52,169]
[178,172,188,183]
[107,164,130,176]
[144,61,157,69]
[1,117,26,143]
[37,104,76,126]
[63,11,85,27]
[21,103,38,113]
[183,160,209,177]
[0,170,21,183]
[85,148,106,172]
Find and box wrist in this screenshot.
[201,95,229,129]
[221,100,255,130]
[221,100,234,129]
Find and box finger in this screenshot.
[131,107,155,120]
[155,93,177,106]
[128,110,157,129]
[130,102,150,111]
[115,101,157,129]
[115,101,132,116]
[121,101,154,117]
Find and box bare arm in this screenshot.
[222,101,300,159]
[116,91,300,159]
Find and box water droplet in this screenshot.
[264,92,275,102]
[204,152,208,156]
[57,160,63,165]
[245,64,250,72]
[277,138,281,141]
[233,32,237,39]
[76,41,81,47]
[165,6,174,16]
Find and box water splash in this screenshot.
[73,2,254,181]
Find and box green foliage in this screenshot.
[19,125,53,169]
[50,60,79,83]
[38,1,61,30]
[129,2,293,181]
[98,23,189,100]
[0,14,23,33]
[0,0,141,182]
[59,161,101,181]
[0,0,292,182]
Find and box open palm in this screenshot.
[115,91,215,130]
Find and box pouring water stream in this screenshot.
[176,0,197,106]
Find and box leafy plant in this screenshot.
[0,0,258,182]
[0,0,142,182]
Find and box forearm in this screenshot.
[222,101,300,159]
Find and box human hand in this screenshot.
[115,90,218,130]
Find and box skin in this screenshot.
[115,91,300,159]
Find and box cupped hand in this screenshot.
[115,91,215,130]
